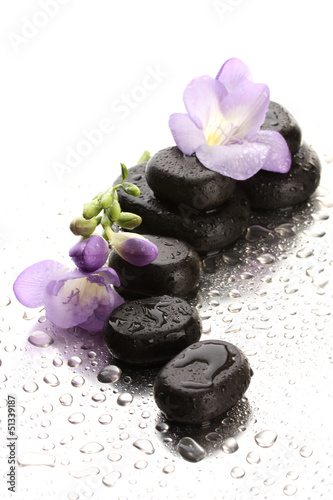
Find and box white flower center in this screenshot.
[204,109,242,146]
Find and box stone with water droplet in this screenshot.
[255,430,278,448]
[28,331,54,348]
[154,340,253,424]
[80,442,104,454]
[261,101,302,155]
[98,364,122,383]
[177,437,206,462]
[103,295,201,366]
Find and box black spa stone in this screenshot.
[241,142,321,210]
[145,146,236,211]
[103,295,202,366]
[115,164,250,254]
[261,101,302,156]
[153,340,253,425]
[108,235,202,298]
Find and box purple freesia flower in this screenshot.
[13,260,124,332]
[110,232,159,266]
[69,235,109,272]
[169,58,291,180]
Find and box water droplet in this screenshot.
[257,254,275,265]
[0,323,10,332]
[221,437,239,454]
[228,303,242,313]
[299,445,313,457]
[80,442,104,454]
[255,430,278,448]
[246,451,261,464]
[163,464,175,474]
[205,432,222,442]
[133,439,155,455]
[0,294,11,307]
[284,284,298,295]
[275,223,296,238]
[98,365,122,383]
[68,412,85,424]
[241,272,254,280]
[296,247,314,258]
[286,471,299,480]
[283,484,298,496]
[71,375,85,388]
[53,357,63,367]
[107,453,122,462]
[303,228,326,238]
[230,466,245,479]
[92,393,106,403]
[17,452,56,467]
[68,356,82,368]
[23,382,38,393]
[134,460,148,469]
[117,392,133,406]
[177,437,206,463]
[59,393,73,406]
[222,251,242,265]
[229,289,241,298]
[264,477,275,486]
[43,374,60,387]
[28,331,54,348]
[156,422,169,433]
[246,225,274,242]
[60,435,74,445]
[69,467,100,479]
[23,310,37,320]
[87,351,97,359]
[103,470,122,487]
[98,414,112,425]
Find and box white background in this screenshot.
[0,0,332,261]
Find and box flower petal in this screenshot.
[78,288,124,332]
[220,81,270,139]
[216,58,252,91]
[93,267,121,287]
[183,75,228,129]
[69,235,109,272]
[250,130,292,173]
[13,260,67,308]
[169,113,206,155]
[196,141,269,181]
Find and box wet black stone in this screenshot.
[153,340,253,425]
[103,295,202,366]
[115,164,250,254]
[108,234,202,298]
[145,146,236,211]
[261,101,302,155]
[241,142,321,210]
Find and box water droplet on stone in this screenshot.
[255,430,278,448]
[59,393,73,406]
[98,365,122,383]
[68,356,82,368]
[221,437,239,454]
[117,392,133,406]
[68,412,85,424]
[98,414,112,425]
[80,442,104,454]
[177,437,206,463]
[17,452,56,467]
[23,382,38,393]
[43,374,60,387]
[246,451,261,464]
[102,470,121,487]
[133,439,155,455]
[299,445,313,457]
[71,375,85,388]
[28,331,54,348]
[230,466,245,478]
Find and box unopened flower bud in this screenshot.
[107,200,121,221]
[110,232,158,266]
[115,212,142,230]
[70,215,98,237]
[83,199,102,219]
[100,192,113,209]
[69,235,109,272]
[122,182,141,197]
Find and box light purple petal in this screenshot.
[69,235,109,272]
[169,113,206,155]
[13,260,67,308]
[93,267,121,287]
[78,288,124,332]
[183,75,228,129]
[118,237,159,267]
[216,58,252,91]
[250,130,292,173]
[220,81,270,139]
[196,142,269,181]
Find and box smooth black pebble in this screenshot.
[261,101,302,155]
[145,146,236,211]
[108,234,201,298]
[153,339,253,424]
[103,295,202,366]
[115,164,250,254]
[241,142,321,210]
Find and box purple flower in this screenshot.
[69,235,109,272]
[169,58,292,180]
[13,260,124,332]
[110,232,159,266]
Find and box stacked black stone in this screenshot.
[241,101,321,209]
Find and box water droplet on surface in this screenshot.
[133,439,155,455]
[246,225,274,242]
[246,451,261,464]
[71,375,85,388]
[28,331,54,348]
[255,430,278,448]
[102,470,121,487]
[286,471,299,480]
[163,464,175,474]
[59,393,73,406]
[68,412,85,424]
[303,228,326,238]
[0,295,11,307]
[43,374,60,387]
[69,467,100,479]
[221,437,239,454]
[92,393,106,403]
[229,289,241,298]
[228,303,242,313]
[283,484,298,496]
[53,357,63,367]
[257,254,275,265]
[299,445,313,457]
[117,392,133,406]
[241,272,254,280]
[296,247,314,258]
[156,422,169,433]
[205,432,222,442]
[23,310,37,320]
[177,437,206,463]
[17,452,56,467]
[134,460,148,469]
[23,382,38,393]
[0,323,10,332]
[230,466,245,479]
[68,356,82,368]
[107,453,122,462]
[98,413,112,425]
[275,223,296,238]
[98,365,122,383]
[80,442,104,454]
[60,435,74,445]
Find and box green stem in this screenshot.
[137,150,150,164]
[103,224,114,243]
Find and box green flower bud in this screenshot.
[121,163,128,182]
[100,192,113,209]
[122,182,141,197]
[70,215,98,237]
[115,212,142,230]
[83,199,102,219]
[107,200,121,221]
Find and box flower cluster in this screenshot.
[169,58,292,180]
